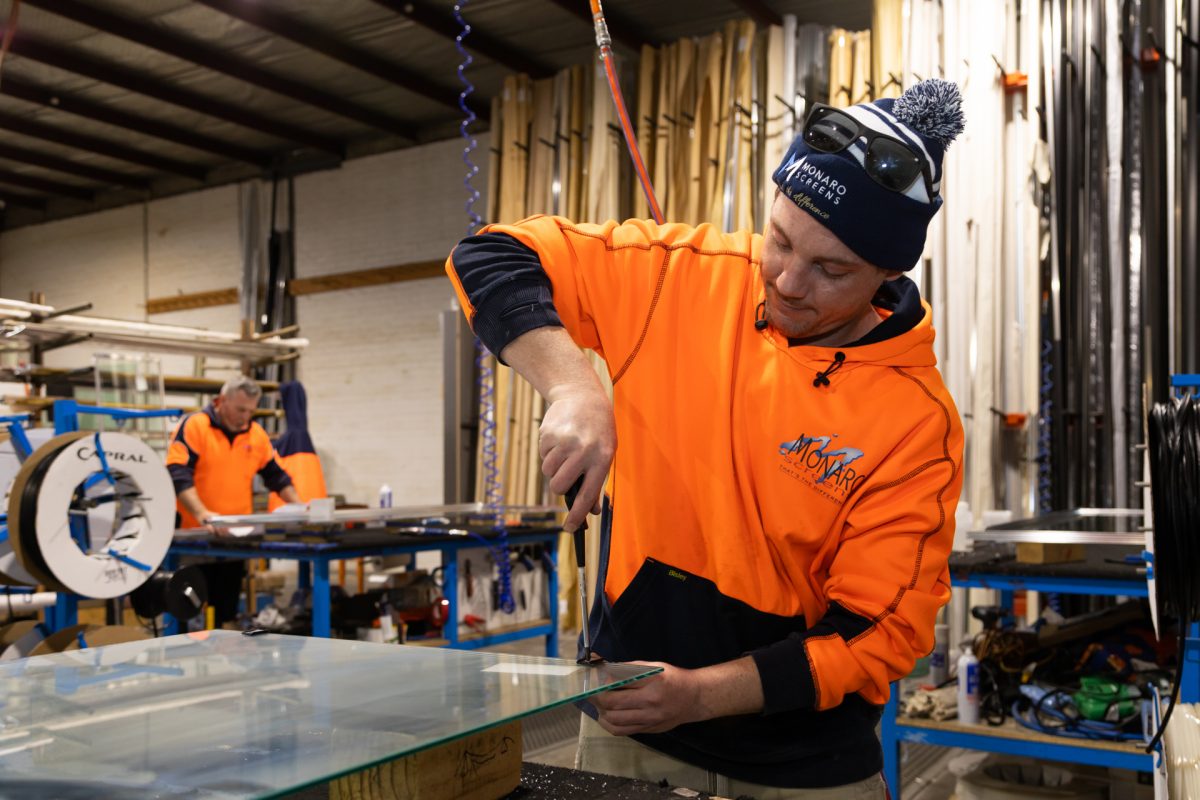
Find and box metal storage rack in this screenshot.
[883,374,1200,797]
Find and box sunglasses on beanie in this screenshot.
[803,104,935,198]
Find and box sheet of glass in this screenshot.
[175,503,564,538]
[0,631,660,799]
[969,508,1147,542]
[210,503,562,527]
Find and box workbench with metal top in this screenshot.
[167,520,563,652]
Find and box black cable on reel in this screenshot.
[1145,394,1200,753]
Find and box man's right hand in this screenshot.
[197,511,221,536]
[540,382,616,531]
[498,326,618,532]
[178,487,221,535]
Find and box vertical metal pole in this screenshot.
[546,536,559,658]
[881,687,901,797]
[312,558,331,638]
[53,399,79,434]
[1182,0,1200,373]
[442,306,478,504]
[239,181,265,374]
[443,546,459,647]
[1182,623,1200,703]
[164,552,181,635]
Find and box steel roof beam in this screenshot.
[730,0,781,27]
[540,0,652,52]
[0,75,271,167]
[0,142,146,188]
[21,0,415,139]
[371,0,551,78]
[0,168,90,200]
[0,192,47,211]
[197,0,464,110]
[2,28,344,154]
[0,110,206,180]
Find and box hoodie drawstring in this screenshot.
[813,352,846,388]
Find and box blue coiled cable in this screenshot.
[1037,339,1054,514]
[456,1,515,614]
[454,3,482,236]
[1037,339,1061,614]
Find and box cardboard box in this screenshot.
[1015,542,1085,564]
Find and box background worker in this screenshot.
[446,80,967,797]
[167,375,300,625]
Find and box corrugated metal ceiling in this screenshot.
[0,0,871,229]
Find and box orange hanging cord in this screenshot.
[589,0,663,224]
[0,1,21,88]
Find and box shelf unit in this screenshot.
[885,375,1200,796]
[882,570,1199,796]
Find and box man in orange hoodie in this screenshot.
[446,80,966,797]
[167,376,300,624]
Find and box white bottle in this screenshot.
[956,643,980,724]
[929,623,949,685]
[379,484,393,509]
[379,602,396,643]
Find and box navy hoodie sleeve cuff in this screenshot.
[168,463,195,495]
[450,232,563,360]
[751,634,818,714]
[471,283,563,363]
[258,460,294,494]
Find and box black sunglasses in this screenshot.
[803,104,935,198]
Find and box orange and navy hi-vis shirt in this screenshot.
[447,216,964,788]
[167,405,294,528]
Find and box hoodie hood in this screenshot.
[275,380,316,457]
[757,273,939,374]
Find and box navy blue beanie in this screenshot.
[772,79,965,271]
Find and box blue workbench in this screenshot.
[165,527,561,655]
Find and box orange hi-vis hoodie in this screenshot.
[167,405,295,528]
[447,216,964,788]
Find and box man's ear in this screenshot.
[882,270,905,282]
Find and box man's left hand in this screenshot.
[590,655,765,736]
[591,662,704,735]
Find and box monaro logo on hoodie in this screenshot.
[778,434,868,500]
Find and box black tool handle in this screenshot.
[565,476,587,568]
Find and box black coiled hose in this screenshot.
[1145,395,1200,752]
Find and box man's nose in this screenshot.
[775,266,809,300]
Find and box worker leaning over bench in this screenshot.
[446,79,968,798]
[166,375,301,625]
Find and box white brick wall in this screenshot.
[0,204,145,370]
[294,137,488,506]
[0,135,490,507]
[295,138,487,279]
[146,185,244,379]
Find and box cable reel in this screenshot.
[0,426,56,586]
[130,565,208,622]
[7,431,175,599]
